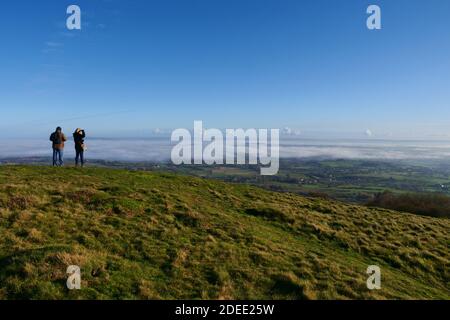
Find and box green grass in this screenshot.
[0,165,449,300]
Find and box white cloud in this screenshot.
[282,127,302,136]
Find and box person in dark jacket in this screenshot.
[49,127,67,166]
[73,128,86,167]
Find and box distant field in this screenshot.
[0,166,448,299]
[160,159,450,205]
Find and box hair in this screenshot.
[56,127,62,132]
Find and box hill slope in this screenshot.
[0,166,448,300]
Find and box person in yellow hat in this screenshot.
[73,128,86,167]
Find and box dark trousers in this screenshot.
[75,149,84,166]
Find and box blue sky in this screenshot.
[1,0,450,138]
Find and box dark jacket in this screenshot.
[73,130,86,151]
[50,131,67,150]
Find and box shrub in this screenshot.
[367,191,450,218]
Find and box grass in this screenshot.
[0,165,449,300]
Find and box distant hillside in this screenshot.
[0,166,448,299]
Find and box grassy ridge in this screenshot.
[0,166,448,299]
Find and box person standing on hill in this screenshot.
[73,128,86,167]
[49,127,67,167]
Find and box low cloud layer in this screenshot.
[1,138,450,161]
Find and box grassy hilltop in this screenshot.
[0,166,448,300]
